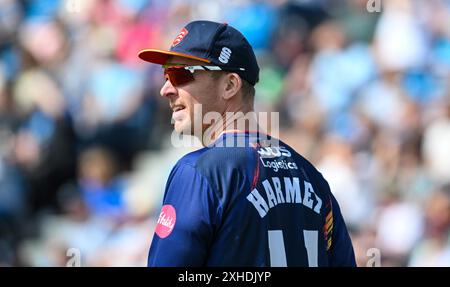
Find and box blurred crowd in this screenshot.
[1,0,450,266]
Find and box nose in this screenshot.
[160,78,178,99]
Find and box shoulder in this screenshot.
[176,145,257,175]
[171,145,257,201]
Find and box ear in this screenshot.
[222,73,242,101]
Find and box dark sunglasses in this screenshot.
[163,65,245,87]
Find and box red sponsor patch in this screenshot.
[155,205,177,238]
[172,28,188,47]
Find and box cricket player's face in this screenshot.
[160,56,223,136]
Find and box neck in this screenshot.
[201,103,257,146]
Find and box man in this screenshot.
[138,20,356,266]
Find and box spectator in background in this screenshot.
[271,2,328,70]
[12,68,76,213]
[78,147,128,219]
[63,0,158,168]
[422,103,450,185]
[309,20,375,117]
[330,0,379,44]
[374,191,424,266]
[409,185,450,266]
[0,66,25,266]
[79,59,148,167]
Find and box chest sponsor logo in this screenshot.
[257,146,291,158]
[260,158,298,172]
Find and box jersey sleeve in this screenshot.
[147,162,222,267]
[327,191,357,267]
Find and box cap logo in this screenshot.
[219,47,232,64]
[172,28,188,47]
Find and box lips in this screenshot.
[171,104,187,121]
[172,105,185,112]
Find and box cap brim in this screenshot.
[138,49,211,65]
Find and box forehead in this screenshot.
[165,56,209,66]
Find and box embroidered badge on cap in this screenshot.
[172,28,188,47]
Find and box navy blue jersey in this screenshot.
[148,132,356,267]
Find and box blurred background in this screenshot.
[1,0,450,267]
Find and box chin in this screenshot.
[174,120,191,135]
[173,123,184,134]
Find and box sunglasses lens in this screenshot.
[164,67,194,86]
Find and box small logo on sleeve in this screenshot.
[172,28,188,47]
[155,205,177,238]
